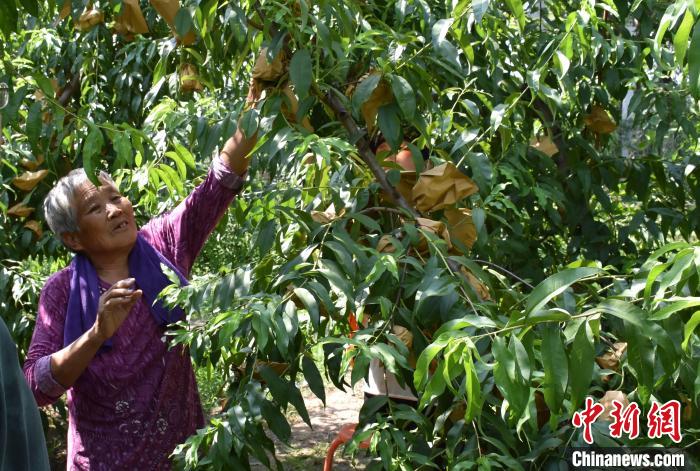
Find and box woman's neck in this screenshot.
[89,253,130,285]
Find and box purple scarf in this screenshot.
[63,233,189,348]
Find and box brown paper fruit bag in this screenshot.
[114,0,149,41]
[415,217,452,254]
[12,170,49,191]
[76,8,104,32]
[584,105,617,134]
[252,48,287,82]
[8,203,35,218]
[444,206,477,251]
[179,63,203,93]
[149,0,196,45]
[24,220,43,237]
[412,162,478,213]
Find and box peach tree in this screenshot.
[1,0,700,469]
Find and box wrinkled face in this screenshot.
[62,178,137,256]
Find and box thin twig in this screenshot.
[358,206,406,216]
[473,259,534,289]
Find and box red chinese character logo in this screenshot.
[647,400,682,443]
[609,400,640,439]
[572,397,605,444]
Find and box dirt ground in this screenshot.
[252,381,370,471]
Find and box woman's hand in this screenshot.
[92,278,142,342]
[50,278,142,388]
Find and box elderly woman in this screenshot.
[23,88,259,469]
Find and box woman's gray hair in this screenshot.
[43,169,116,236]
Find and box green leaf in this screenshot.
[591,298,647,327]
[655,1,688,48]
[625,324,655,404]
[25,102,42,145]
[524,267,601,319]
[682,311,700,351]
[112,132,132,168]
[370,342,410,376]
[261,399,291,443]
[519,309,571,326]
[377,103,401,150]
[541,325,567,414]
[0,0,18,38]
[431,19,461,69]
[674,10,694,66]
[18,0,39,17]
[420,363,448,410]
[351,73,381,115]
[464,348,481,422]
[567,322,594,412]
[688,20,700,99]
[554,51,570,79]
[466,152,493,193]
[239,108,259,138]
[490,104,507,131]
[511,336,530,381]
[324,241,355,278]
[473,0,489,23]
[650,297,700,321]
[256,219,277,255]
[505,0,525,31]
[302,356,326,406]
[289,49,312,99]
[258,366,312,427]
[389,74,416,120]
[174,143,196,169]
[306,281,337,318]
[165,151,186,181]
[258,365,289,406]
[294,287,320,329]
[471,207,485,234]
[434,316,496,337]
[83,124,105,186]
[316,259,353,300]
[34,75,54,97]
[347,212,381,232]
[493,336,528,417]
[174,8,194,39]
[643,262,671,302]
[414,334,450,390]
[587,299,676,359]
[653,249,695,302]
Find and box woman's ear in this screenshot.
[61,232,84,252]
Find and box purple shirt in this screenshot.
[23,157,245,470]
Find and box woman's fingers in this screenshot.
[101,279,138,302]
[104,287,137,299]
[103,290,142,309]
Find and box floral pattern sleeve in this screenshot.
[23,269,71,407]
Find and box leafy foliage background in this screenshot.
[2,0,700,469]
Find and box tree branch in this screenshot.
[358,206,405,216]
[322,89,420,219]
[58,73,81,107]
